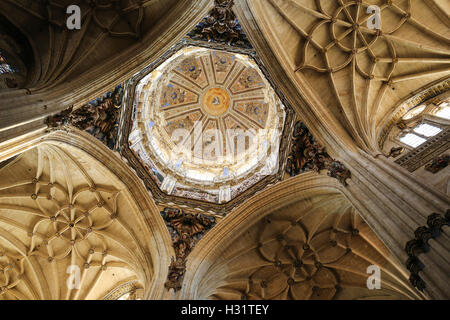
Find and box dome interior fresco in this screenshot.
[128,46,287,207]
[247,0,450,152]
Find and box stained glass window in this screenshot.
[0,52,14,75]
[400,133,426,148]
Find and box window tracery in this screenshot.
[387,97,450,174]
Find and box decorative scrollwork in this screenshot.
[46,84,123,150]
[425,154,450,174]
[286,121,351,186]
[161,207,216,291]
[187,0,252,48]
[286,122,333,176]
[327,161,352,186]
[405,210,449,291]
[388,146,405,158]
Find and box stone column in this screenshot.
[342,150,449,299]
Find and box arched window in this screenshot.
[434,101,450,120]
[386,95,450,175]
[396,100,449,150]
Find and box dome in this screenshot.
[128,46,286,206]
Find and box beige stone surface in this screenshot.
[0,0,448,300]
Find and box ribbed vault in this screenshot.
[0,0,448,301]
[180,174,424,300]
[0,0,214,144]
[239,0,450,152]
[0,0,185,90]
[0,138,168,299]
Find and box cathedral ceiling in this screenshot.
[185,191,423,300]
[127,46,287,208]
[1,0,448,300]
[0,143,162,299]
[41,0,305,215]
[0,0,181,89]
[241,0,450,152]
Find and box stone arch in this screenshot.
[0,129,173,299]
[180,173,424,300]
[233,0,450,154]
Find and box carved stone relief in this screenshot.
[286,121,351,186]
[405,210,449,292]
[424,154,450,174]
[161,207,216,291]
[46,84,124,150]
[395,128,450,172]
